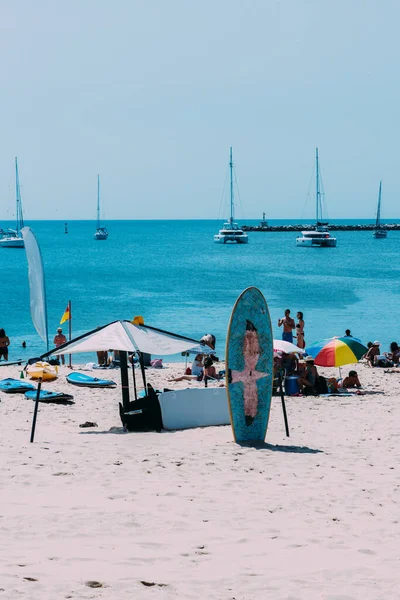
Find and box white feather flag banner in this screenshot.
[21,227,49,350]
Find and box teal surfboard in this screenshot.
[226,287,273,442]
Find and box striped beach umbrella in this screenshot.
[305,337,368,367]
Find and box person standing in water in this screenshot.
[278,309,295,343]
[0,328,10,361]
[53,327,67,365]
[296,311,305,349]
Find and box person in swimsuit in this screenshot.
[298,356,318,392]
[385,342,400,366]
[296,312,305,349]
[54,327,67,365]
[0,328,10,361]
[365,341,381,367]
[278,309,295,343]
[341,370,362,388]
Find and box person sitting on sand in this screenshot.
[0,328,10,362]
[203,356,222,381]
[169,359,204,382]
[365,341,381,367]
[191,354,204,376]
[341,370,362,388]
[298,356,318,393]
[281,352,298,375]
[385,342,400,366]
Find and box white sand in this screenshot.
[1,360,399,599]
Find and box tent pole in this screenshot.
[139,352,147,390]
[120,351,130,411]
[30,378,43,443]
[131,358,138,400]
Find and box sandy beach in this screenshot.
[1,359,399,599]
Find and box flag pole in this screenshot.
[68,300,72,368]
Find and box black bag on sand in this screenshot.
[119,384,163,432]
[315,376,328,394]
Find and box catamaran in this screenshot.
[0,158,25,248]
[296,148,337,248]
[214,147,248,244]
[373,181,387,238]
[93,175,108,240]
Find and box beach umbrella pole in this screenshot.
[278,373,290,437]
[131,359,138,400]
[139,352,147,391]
[119,351,130,411]
[30,377,43,443]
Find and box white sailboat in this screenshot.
[296,148,337,248]
[373,181,387,238]
[214,147,248,244]
[93,175,108,240]
[0,158,25,248]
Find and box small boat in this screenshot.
[0,378,36,393]
[214,147,248,244]
[0,158,25,248]
[67,372,116,388]
[93,174,108,240]
[25,390,74,404]
[373,181,387,238]
[26,361,58,381]
[296,148,337,248]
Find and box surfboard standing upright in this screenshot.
[226,287,273,442]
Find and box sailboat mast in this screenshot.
[376,180,382,228]
[315,147,320,223]
[15,157,24,233]
[229,147,234,224]
[97,174,100,229]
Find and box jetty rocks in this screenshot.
[242,223,400,232]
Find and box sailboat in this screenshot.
[0,158,25,248]
[296,148,337,247]
[93,175,108,240]
[214,147,248,244]
[373,181,387,238]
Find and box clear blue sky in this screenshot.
[0,0,398,220]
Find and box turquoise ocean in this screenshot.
[1,219,399,363]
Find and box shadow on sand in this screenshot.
[237,441,323,454]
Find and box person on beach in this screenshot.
[0,328,10,361]
[344,329,352,337]
[281,352,298,375]
[342,370,362,388]
[96,351,108,367]
[327,370,362,393]
[203,356,222,382]
[385,342,400,366]
[298,356,319,393]
[365,341,381,367]
[278,309,295,343]
[54,327,67,365]
[191,354,204,376]
[296,312,305,349]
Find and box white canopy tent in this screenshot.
[50,320,203,357]
[40,319,205,416]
